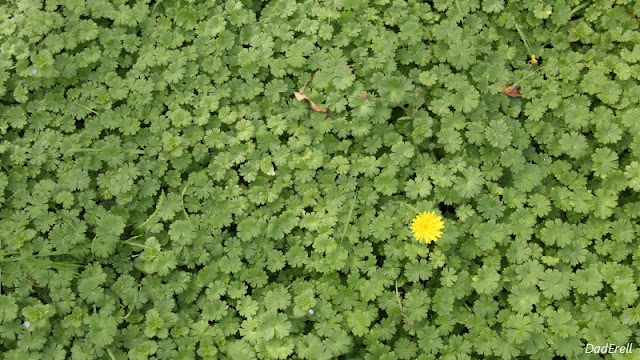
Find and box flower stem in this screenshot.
[389,200,419,214]
[512,66,543,86]
[513,18,533,56]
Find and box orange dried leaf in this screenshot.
[356,94,370,99]
[293,91,329,114]
[502,84,521,97]
[309,100,328,113]
[294,91,308,101]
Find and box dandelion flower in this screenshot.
[411,211,444,244]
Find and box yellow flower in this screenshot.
[411,211,444,244]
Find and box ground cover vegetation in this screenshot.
[1,0,640,358]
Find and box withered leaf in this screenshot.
[293,91,329,114]
[502,84,521,97]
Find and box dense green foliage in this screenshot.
[1,0,640,359]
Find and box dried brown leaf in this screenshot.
[502,84,521,97]
[308,100,327,113]
[293,91,329,114]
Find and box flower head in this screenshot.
[411,211,444,244]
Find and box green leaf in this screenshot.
[546,308,578,338]
[454,166,484,198]
[0,295,19,324]
[591,147,618,178]
[559,132,588,158]
[88,310,118,347]
[539,269,571,300]
[472,266,500,295]
[484,120,511,149]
